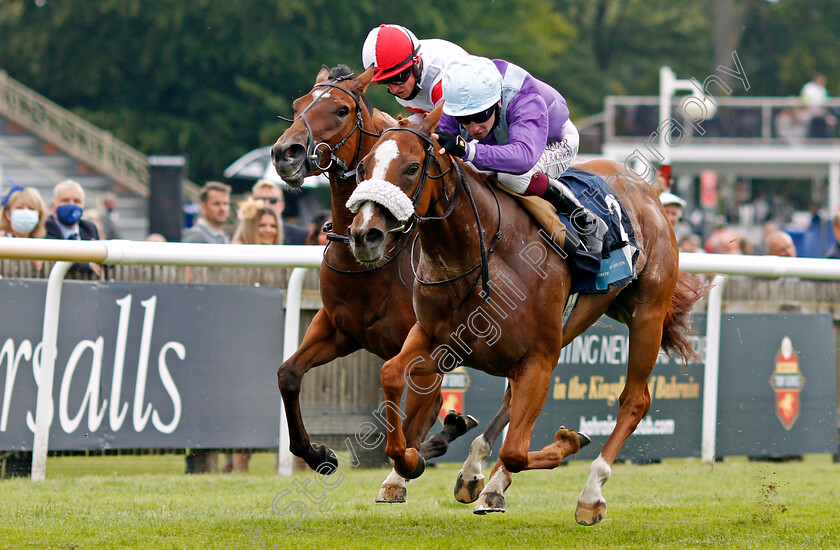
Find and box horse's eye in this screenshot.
[336,106,350,117]
[406,163,420,176]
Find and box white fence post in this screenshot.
[278,267,311,476]
[700,275,726,463]
[31,261,73,482]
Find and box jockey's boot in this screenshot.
[540,177,609,255]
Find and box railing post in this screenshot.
[278,267,310,476]
[31,260,73,481]
[701,274,727,463]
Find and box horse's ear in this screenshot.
[316,65,331,83]
[419,101,445,135]
[357,65,375,91]
[372,108,397,133]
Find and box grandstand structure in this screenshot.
[0,70,198,241]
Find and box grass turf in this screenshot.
[1,453,837,549]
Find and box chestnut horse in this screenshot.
[270,65,483,501]
[346,104,706,524]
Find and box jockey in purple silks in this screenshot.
[436,56,608,254]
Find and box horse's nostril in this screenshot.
[364,229,384,248]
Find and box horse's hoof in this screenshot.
[375,484,407,503]
[578,432,592,449]
[306,443,338,474]
[575,500,607,526]
[454,472,485,504]
[555,427,591,454]
[395,452,426,480]
[443,410,479,436]
[473,491,506,514]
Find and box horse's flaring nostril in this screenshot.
[364,229,384,249]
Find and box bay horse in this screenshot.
[346,103,706,524]
[270,65,485,501]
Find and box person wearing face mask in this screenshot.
[45,179,101,276]
[0,184,49,271]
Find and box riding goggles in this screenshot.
[455,105,496,126]
[382,66,413,86]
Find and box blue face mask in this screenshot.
[56,204,83,226]
[10,209,40,234]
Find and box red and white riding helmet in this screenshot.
[362,24,420,82]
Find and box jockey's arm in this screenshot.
[470,94,551,175]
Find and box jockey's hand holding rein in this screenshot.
[434,131,467,158]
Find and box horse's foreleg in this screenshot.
[473,459,511,514]
[576,309,664,526]
[405,376,443,451]
[380,324,435,480]
[376,374,444,504]
[278,308,360,474]
[454,385,511,504]
[473,363,553,514]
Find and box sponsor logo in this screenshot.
[769,336,804,430]
[439,366,470,423]
[578,415,676,436]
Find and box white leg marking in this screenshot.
[460,435,491,480]
[381,468,406,488]
[483,466,510,495]
[578,454,611,505]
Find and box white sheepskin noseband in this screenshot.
[346,178,415,222]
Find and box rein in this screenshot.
[381,126,502,301]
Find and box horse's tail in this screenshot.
[660,272,710,363]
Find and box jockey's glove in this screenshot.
[437,131,467,158]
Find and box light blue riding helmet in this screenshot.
[441,56,502,117]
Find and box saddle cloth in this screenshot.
[500,167,639,295]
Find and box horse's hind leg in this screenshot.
[278,308,360,474]
[575,305,667,526]
[419,409,479,459]
[454,385,511,504]
[474,362,584,514]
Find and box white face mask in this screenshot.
[10,208,40,234]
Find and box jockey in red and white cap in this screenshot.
[362,24,469,122]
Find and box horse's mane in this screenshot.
[328,64,355,81]
[327,64,374,116]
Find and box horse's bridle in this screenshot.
[279,77,380,180]
[281,77,414,276]
[379,126,503,302]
